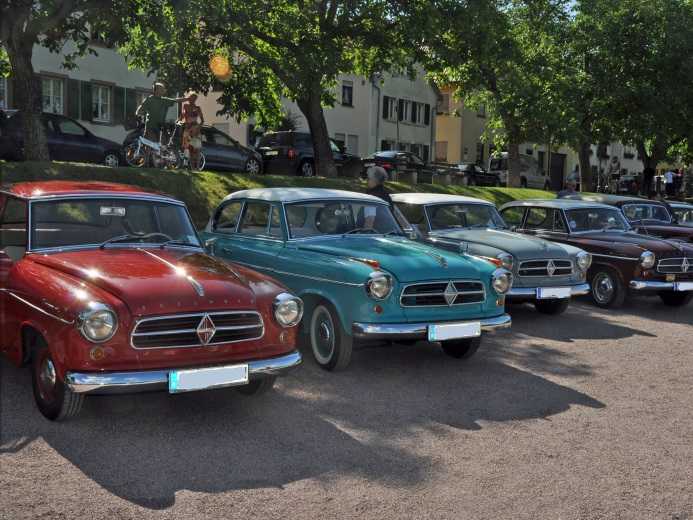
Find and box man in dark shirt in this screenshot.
[135,82,190,142]
[363,166,392,230]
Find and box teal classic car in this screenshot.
[392,193,592,315]
[202,188,512,371]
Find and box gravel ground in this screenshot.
[1,296,692,520]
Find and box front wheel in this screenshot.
[299,160,315,177]
[441,337,481,359]
[245,157,261,175]
[31,342,84,421]
[589,267,626,308]
[104,151,120,168]
[658,291,693,307]
[534,298,570,315]
[124,143,146,168]
[308,303,352,371]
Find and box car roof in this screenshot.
[2,181,179,202]
[575,194,662,205]
[392,193,493,206]
[500,198,615,211]
[670,202,693,209]
[223,187,386,204]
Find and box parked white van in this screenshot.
[488,152,551,189]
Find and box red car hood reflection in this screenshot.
[29,248,257,316]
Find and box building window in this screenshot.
[399,100,411,122]
[410,143,422,157]
[382,96,397,121]
[333,133,346,150]
[423,145,430,162]
[435,141,448,162]
[341,80,353,107]
[347,134,359,155]
[476,142,484,164]
[0,77,7,109]
[380,139,395,151]
[437,93,450,114]
[397,142,408,151]
[42,77,64,114]
[92,84,111,123]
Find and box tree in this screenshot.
[417,0,571,187]
[121,0,414,177]
[0,0,121,160]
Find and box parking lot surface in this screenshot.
[1,297,692,519]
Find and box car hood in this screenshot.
[572,231,693,256]
[28,248,259,316]
[430,228,571,260]
[295,236,491,282]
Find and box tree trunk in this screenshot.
[6,35,49,161]
[297,91,338,178]
[507,140,522,188]
[578,141,592,192]
[636,141,663,171]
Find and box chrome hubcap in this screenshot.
[593,273,614,303]
[303,164,313,177]
[247,160,259,174]
[38,357,57,401]
[312,309,335,362]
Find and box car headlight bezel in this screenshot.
[273,292,304,328]
[491,268,513,295]
[576,251,592,271]
[640,250,656,270]
[496,253,514,271]
[365,271,393,300]
[78,303,118,343]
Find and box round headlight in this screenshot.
[273,293,304,328]
[79,303,117,343]
[576,251,592,271]
[366,272,392,300]
[640,251,656,269]
[496,253,514,271]
[491,268,512,294]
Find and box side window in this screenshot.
[214,201,243,233]
[56,118,87,136]
[0,196,28,249]
[268,206,282,238]
[553,211,568,232]
[395,203,426,229]
[501,207,525,228]
[238,201,272,237]
[524,208,552,230]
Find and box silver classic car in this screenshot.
[392,193,592,315]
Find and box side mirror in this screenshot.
[204,238,218,252]
[406,230,418,240]
[458,241,469,254]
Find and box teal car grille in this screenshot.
[400,281,485,307]
[518,259,572,277]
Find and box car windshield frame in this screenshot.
[621,202,672,224]
[28,194,203,252]
[564,206,631,234]
[283,198,404,240]
[425,202,508,231]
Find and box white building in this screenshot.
[199,70,439,160]
[1,41,153,143]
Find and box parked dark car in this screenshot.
[362,151,438,182]
[455,162,502,186]
[573,194,693,243]
[500,199,693,308]
[200,126,263,174]
[670,202,693,227]
[0,110,122,166]
[257,131,361,177]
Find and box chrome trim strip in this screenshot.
[130,311,265,349]
[231,260,364,287]
[65,351,302,394]
[591,253,640,262]
[351,314,512,340]
[0,289,73,324]
[399,280,487,307]
[507,283,590,298]
[138,248,205,296]
[629,280,693,291]
[21,193,184,204]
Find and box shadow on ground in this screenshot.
[0,336,603,510]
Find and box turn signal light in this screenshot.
[373,305,383,314]
[478,256,503,267]
[287,148,296,159]
[351,258,381,269]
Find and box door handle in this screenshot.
[220,246,233,254]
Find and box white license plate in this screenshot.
[675,282,693,291]
[428,322,481,342]
[536,287,572,299]
[168,364,249,393]
[263,150,279,156]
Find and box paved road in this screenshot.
[1,296,692,519]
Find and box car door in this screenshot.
[207,128,246,171]
[51,116,102,163]
[0,195,28,353]
[200,127,222,170]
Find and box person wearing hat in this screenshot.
[363,166,392,229]
[135,82,190,143]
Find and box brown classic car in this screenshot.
[570,194,693,243]
[499,199,693,308]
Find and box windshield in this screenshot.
[31,198,200,250]
[285,200,402,238]
[672,207,693,226]
[427,203,506,230]
[622,203,672,223]
[565,207,630,232]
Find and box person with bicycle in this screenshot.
[135,82,190,143]
[180,92,205,170]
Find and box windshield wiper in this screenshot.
[343,227,378,235]
[99,234,142,249]
[383,230,404,237]
[159,239,198,249]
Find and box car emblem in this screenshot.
[547,260,556,276]
[196,314,217,345]
[444,282,458,305]
[683,257,690,273]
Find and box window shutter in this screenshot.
[80,82,92,122]
[113,86,125,126]
[382,96,389,119]
[124,88,138,129]
[424,104,430,125]
[397,99,404,121]
[410,102,416,123]
[66,79,80,120]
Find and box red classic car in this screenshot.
[0,181,303,420]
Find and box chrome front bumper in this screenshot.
[65,350,302,395]
[507,283,591,298]
[351,314,511,341]
[630,280,693,291]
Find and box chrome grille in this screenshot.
[657,257,692,274]
[131,311,264,349]
[400,280,485,307]
[518,259,573,277]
